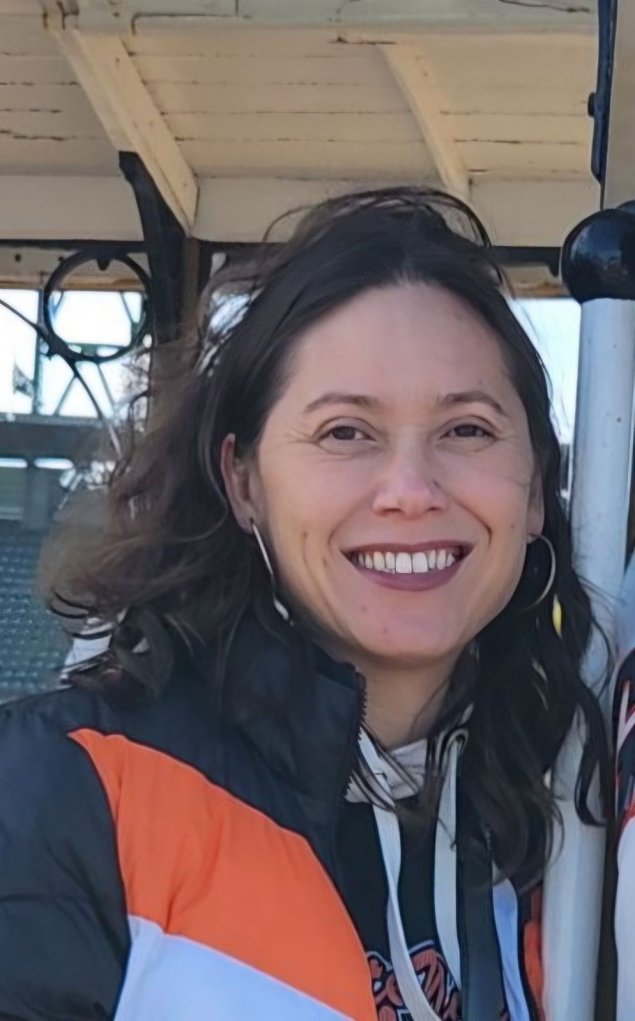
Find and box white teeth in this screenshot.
[412,552,428,573]
[352,547,461,574]
[395,552,412,574]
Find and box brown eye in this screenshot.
[325,425,367,442]
[447,423,492,439]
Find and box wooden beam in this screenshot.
[87,0,593,32]
[46,17,198,233]
[380,44,470,201]
[0,174,598,250]
[194,175,598,247]
[0,176,141,242]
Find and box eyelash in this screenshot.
[321,422,495,443]
[445,423,494,440]
[323,424,370,442]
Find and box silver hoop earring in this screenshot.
[524,533,557,611]
[250,520,291,624]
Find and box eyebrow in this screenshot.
[303,388,509,418]
[303,392,382,415]
[435,390,510,419]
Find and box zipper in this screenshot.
[341,667,368,801]
[325,667,367,893]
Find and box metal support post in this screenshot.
[562,204,635,690]
[543,201,635,1021]
[119,151,188,348]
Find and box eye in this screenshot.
[446,422,494,440]
[323,424,370,442]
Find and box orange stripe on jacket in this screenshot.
[70,728,377,1021]
[523,889,545,1021]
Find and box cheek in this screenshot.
[258,445,366,542]
[257,461,335,579]
[456,461,533,528]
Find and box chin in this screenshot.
[353,626,460,666]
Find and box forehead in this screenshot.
[282,283,517,410]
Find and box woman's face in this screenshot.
[223,283,544,675]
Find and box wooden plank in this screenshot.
[0,0,41,12]
[167,111,420,143]
[181,138,435,177]
[451,113,590,146]
[459,140,589,176]
[0,172,598,248]
[469,178,597,247]
[49,26,198,233]
[239,0,593,29]
[194,176,406,241]
[439,85,588,118]
[0,246,147,287]
[381,44,469,199]
[0,82,86,110]
[0,137,118,173]
[0,175,141,240]
[0,55,78,84]
[77,0,235,30]
[68,0,594,30]
[0,108,111,138]
[134,53,388,86]
[147,80,405,115]
[192,175,598,247]
[422,38,593,92]
[0,15,59,56]
[125,27,345,57]
[422,32,593,83]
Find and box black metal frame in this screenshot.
[119,152,193,347]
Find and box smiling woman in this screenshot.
[0,189,609,1021]
[220,282,544,745]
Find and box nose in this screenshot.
[371,444,450,519]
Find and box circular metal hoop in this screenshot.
[251,520,291,623]
[523,534,557,612]
[42,247,151,364]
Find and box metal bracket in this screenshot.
[120,151,192,346]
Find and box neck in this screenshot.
[357,656,457,750]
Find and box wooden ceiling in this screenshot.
[0,0,601,267]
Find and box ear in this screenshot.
[220,434,258,533]
[527,466,545,539]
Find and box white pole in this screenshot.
[547,206,635,1021]
[571,296,635,694]
[543,297,635,1021]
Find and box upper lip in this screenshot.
[343,541,472,554]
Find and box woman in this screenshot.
[0,189,608,1021]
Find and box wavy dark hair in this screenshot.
[46,187,609,886]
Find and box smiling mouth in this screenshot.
[346,546,468,575]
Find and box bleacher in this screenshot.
[0,469,68,702]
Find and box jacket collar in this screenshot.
[217,611,365,812]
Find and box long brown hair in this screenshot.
[46,187,609,886]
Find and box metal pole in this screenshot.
[571,297,635,683]
[562,205,635,696]
[32,287,45,416]
[542,204,635,1021]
